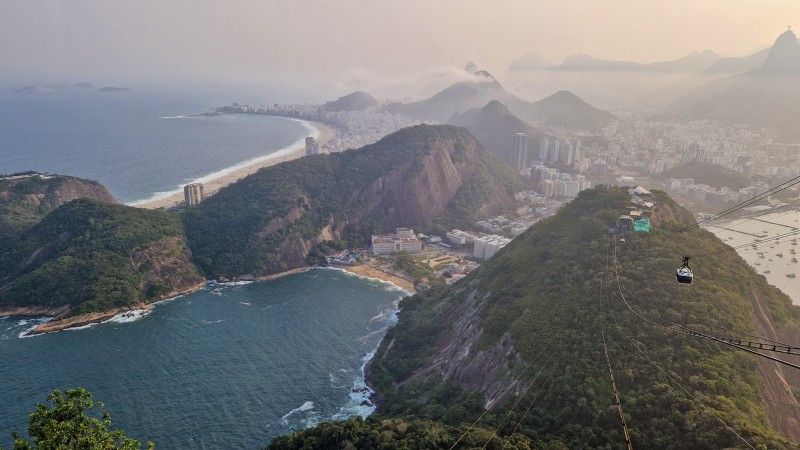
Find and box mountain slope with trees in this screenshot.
[359,187,800,448]
[183,125,524,279]
[0,199,203,326]
[0,172,115,243]
[449,100,547,167]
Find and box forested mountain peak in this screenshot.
[357,187,800,448]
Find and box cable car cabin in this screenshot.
[676,256,693,286]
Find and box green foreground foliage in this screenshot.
[6,388,151,450]
[266,416,568,450]
[364,187,800,449]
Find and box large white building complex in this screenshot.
[371,228,423,254]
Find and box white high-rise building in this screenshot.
[184,183,204,207]
[511,133,528,171]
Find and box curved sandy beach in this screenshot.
[134,119,338,210]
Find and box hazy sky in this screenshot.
[2,0,799,101]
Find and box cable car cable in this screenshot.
[602,324,634,450]
[447,334,560,450]
[482,340,563,449]
[612,240,800,368]
[619,285,800,350]
[677,174,800,233]
[610,313,757,450]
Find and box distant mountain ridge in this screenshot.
[527,90,617,132]
[382,70,615,132]
[668,28,800,141]
[450,100,547,165]
[550,50,721,72]
[321,91,378,112]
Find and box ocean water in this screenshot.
[0,269,406,449]
[706,209,800,305]
[0,89,312,204]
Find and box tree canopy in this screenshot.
[7,388,151,450]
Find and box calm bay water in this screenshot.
[0,90,405,447]
[706,209,800,305]
[0,269,404,449]
[0,89,310,204]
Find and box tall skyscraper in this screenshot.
[511,133,528,171]
[184,183,204,207]
[550,140,561,163]
[539,138,550,160]
[305,137,316,155]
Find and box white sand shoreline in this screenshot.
[132,118,338,210]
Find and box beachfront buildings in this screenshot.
[371,228,423,255]
[184,183,204,207]
[305,136,324,155]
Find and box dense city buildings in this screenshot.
[220,103,424,153]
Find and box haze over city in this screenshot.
[6,1,800,449]
[3,0,799,101]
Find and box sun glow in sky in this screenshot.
[2,0,798,100]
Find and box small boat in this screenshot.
[764,270,771,274]
[787,273,796,278]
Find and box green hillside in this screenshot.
[0,199,201,317]
[183,125,524,279]
[0,172,115,243]
[357,187,800,448]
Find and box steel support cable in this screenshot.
[448,335,559,450]
[612,240,800,368]
[610,313,757,450]
[499,353,563,450]
[618,284,800,351]
[706,197,800,233]
[677,174,800,233]
[697,227,800,257]
[481,339,564,449]
[609,288,800,369]
[602,326,634,450]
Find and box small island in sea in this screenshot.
[98,86,132,92]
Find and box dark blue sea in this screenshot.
[0,89,311,204]
[1,269,405,449]
[0,89,405,448]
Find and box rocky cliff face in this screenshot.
[183,125,520,278]
[282,125,515,271]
